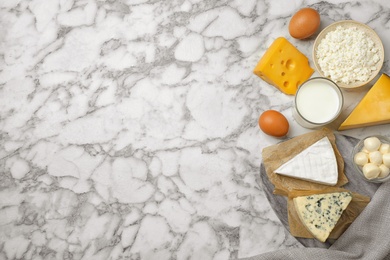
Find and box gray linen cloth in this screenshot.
[241,180,390,260]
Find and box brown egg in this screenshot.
[258,110,289,137]
[289,8,320,39]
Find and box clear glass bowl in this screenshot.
[352,135,390,183]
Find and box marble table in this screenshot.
[0,0,389,259]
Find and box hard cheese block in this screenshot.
[339,73,390,130]
[274,137,338,185]
[293,192,352,242]
[253,37,314,95]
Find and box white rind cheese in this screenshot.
[274,137,338,185]
[294,192,352,242]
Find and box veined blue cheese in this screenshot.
[294,192,352,242]
[274,137,339,185]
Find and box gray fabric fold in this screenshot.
[241,180,390,260]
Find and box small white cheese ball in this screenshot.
[383,153,390,168]
[368,151,383,165]
[354,152,368,166]
[362,163,381,179]
[364,137,382,152]
[379,143,390,154]
[378,164,390,178]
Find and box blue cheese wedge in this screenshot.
[294,192,352,242]
[274,137,338,185]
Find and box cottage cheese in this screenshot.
[316,26,380,84]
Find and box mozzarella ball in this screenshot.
[364,137,381,152]
[379,143,390,154]
[369,151,383,165]
[362,163,381,179]
[354,152,368,166]
[383,153,390,168]
[378,164,390,178]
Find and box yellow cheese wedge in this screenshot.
[339,74,390,130]
[253,37,314,95]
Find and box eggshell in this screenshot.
[259,110,289,137]
[289,8,320,39]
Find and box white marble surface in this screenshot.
[0,0,389,259]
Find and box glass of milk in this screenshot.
[293,77,343,129]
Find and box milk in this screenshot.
[293,78,343,128]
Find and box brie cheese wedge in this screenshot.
[274,137,338,185]
[294,192,352,242]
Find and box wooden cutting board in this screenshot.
[259,133,381,248]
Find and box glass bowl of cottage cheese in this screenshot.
[352,135,390,183]
[313,20,384,90]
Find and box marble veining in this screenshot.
[0,0,389,259]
